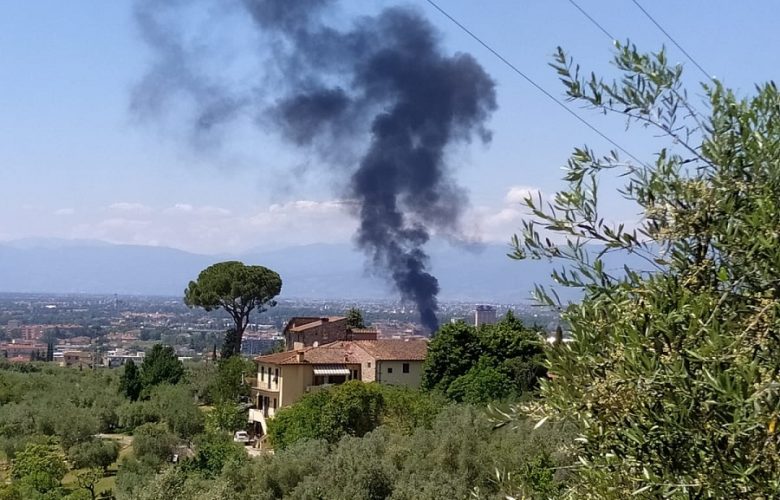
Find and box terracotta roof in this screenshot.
[349,328,378,335]
[286,316,347,333]
[255,339,427,365]
[353,339,428,361]
[254,350,302,364]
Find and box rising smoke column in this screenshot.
[133,0,497,332]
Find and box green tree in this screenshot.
[132,423,178,465]
[421,321,481,392]
[210,356,254,404]
[422,314,546,401]
[139,344,184,398]
[75,468,102,500]
[220,328,240,360]
[69,439,120,472]
[147,384,204,440]
[183,360,218,405]
[54,404,100,448]
[11,442,67,494]
[446,359,512,404]
[206,402,247,434]
[346,307,366,329]
[184,261,282,356]
[509,42,780,497]
[268,381,384,450]
[185,432,247,478]
[119,359,142,401]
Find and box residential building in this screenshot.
[0,340,46,360]
[283,316,378,350]
[62,351,94,369]
[474,305,497,327]
[248,339,427,436]
[104,348,145,368]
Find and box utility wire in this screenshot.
[567,0,615,40]
[630,0,712,80]
[424,0,645,166]
[568,0,707,122]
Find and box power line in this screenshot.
[423,0,644,166]
[630,0,712,80]
[567,0,707,123]
[567,0,615,41]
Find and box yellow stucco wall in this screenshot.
[375,360,423,388]
[255,358,423,415]
[280,364,312,407]
[257,363,282,393]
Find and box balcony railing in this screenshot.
[248,407,276,422]
[250,380,279,392]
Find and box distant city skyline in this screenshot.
[2,1,778,254]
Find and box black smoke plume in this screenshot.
[132,0,497,332]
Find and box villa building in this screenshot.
[249,339,427,436]
[283,316,378,350]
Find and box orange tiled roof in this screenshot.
[353,339,428,361]
[288,316,347,333]
[349,328,378,334]
[255,339,427,365]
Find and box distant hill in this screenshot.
[0,239,646,302]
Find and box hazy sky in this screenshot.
[2,1,778,254]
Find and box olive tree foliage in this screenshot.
[184,261,282,356]
[11,442,68,494]
[507,42,780,497]
[114,405,573,500]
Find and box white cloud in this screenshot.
[168,203,193,213]
[197,206,232,216]
[250,199,356,243]
[53,208,75,216]
[108,202,153,214]
[463,186,549,243]
[63,199,356,253]
[266,199,355,214]
[505,185,544,205]
[165,203,231,216]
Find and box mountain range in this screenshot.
[0,238,633,302]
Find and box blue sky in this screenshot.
[1,1,778,254]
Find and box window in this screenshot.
[258,397,264,409]
[387,367,393,374]
[260,366,265,381]
[274,368,279,384]
[402,363,410,373]
[352,370,359,380]
[367,362,372,368]
[272,398,277,409]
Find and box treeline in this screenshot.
[0,346,254,499]
[121,405,572,500]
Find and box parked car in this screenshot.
[233,431,250,444]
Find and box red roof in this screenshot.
[287,316,347,333]
[352,339,428,361]
[255,339,427,365]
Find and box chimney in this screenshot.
[296,351,305,363]
[293,341,304,350]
